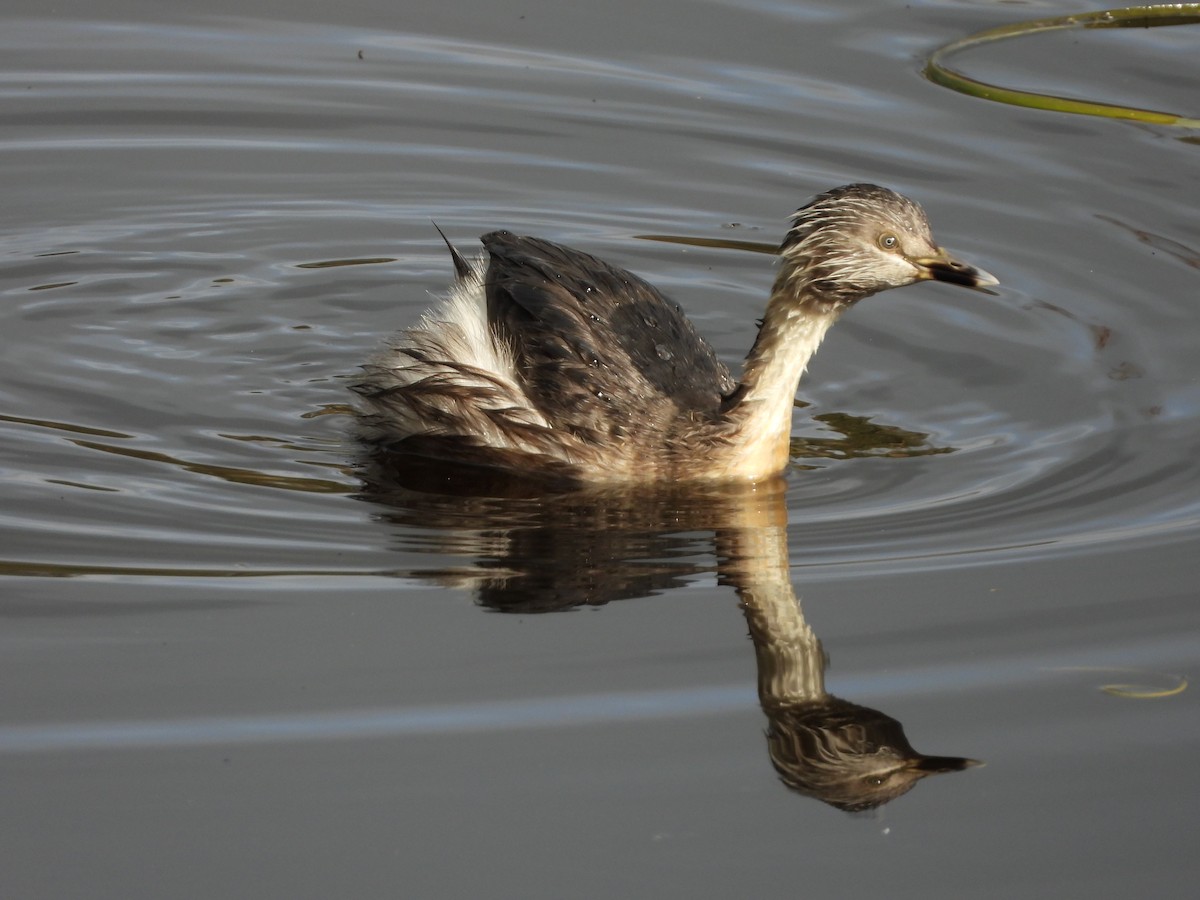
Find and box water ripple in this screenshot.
[1,12,1196,582]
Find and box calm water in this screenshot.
[2,0,1198,897]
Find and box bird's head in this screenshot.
[775,183,997,308]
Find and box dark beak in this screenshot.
[913,249,998,292]
[909,755,985,774]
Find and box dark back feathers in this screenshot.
[481,232,735,441]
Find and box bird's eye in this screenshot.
[878,233,899,250]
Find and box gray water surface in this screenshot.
[2,1,1198,898]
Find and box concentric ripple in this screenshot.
[1,12,1197,582]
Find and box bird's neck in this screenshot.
[713,289,842,481]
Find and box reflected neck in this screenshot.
[719,519,827,706]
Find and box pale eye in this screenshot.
[878,233,899,250]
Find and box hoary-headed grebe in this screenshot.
[352,184,996,486]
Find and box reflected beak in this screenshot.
[909,755,985,774]
[913,249,999,292]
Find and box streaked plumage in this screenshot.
[352,184,996,487]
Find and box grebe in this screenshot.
[352,184,996,486]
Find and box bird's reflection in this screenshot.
[723,518,980,810]
[359,456,980,811]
